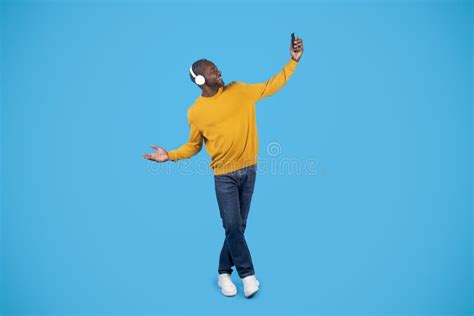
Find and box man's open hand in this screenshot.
[143,144,169,162]
[290,36,304,62]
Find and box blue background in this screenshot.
[1,0,472,315]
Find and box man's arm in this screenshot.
[143,114,203,163]
[242,59,299,102]
[241,36,304,102]
[167,121,203,161]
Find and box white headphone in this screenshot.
[189,66,205,86]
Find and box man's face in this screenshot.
[203,61,224,87]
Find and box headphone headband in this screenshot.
[189,66,197,78]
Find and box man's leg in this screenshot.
[218,241,233,275]
[215,167,256,278]
[218,165,257,275]
[238,164,257,233]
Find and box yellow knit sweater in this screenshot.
[168,58,298,175]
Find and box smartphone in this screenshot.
[291,32,298,51]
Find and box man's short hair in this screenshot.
[190,59,208,84]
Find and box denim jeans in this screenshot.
[214,164,257,278]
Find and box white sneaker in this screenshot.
[218,273,237,297]
[241,275,260,298]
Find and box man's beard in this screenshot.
[210,80,224,88]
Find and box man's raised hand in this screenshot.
[290,35,304,62]
[143,144,169,162]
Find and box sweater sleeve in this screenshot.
[167,112,203,161]
[241,59,298,102]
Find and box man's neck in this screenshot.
[201,85,221,97]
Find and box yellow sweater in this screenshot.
[168,58,298,175]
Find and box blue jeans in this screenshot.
[214,164,257,278]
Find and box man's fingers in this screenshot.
[291,39,303,51]
[150,144,161,150]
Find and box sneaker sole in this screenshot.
[218,281,237,297]
[245,286,259,298]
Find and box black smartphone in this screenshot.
[291,32,297,51]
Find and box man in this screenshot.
[144,35,304,298]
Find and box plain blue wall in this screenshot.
[1,1,472,315]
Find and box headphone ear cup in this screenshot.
[195,75,205,86]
